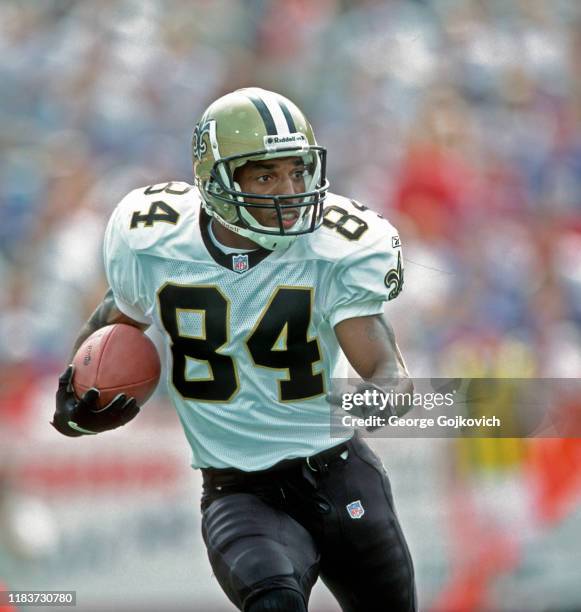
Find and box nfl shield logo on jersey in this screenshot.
[232,254,249,274]
[346,499,365,519]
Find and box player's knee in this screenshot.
[228,543,313,610]
[246,588,306,612]
[230,542,296,591]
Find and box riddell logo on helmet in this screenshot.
[264,133,307,150]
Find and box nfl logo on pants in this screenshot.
[346,499,365,519]
[232,254,249,273]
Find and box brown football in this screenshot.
[72,324,161,408]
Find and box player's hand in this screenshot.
[52,365,140,437]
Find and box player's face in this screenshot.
[234,156,307,229]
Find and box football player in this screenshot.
[52,88,416,612]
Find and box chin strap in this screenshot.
[209,204,299,251]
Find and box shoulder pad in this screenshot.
[111,181,199,253]
[301,193,401,263]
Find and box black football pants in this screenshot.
[201,436,417,612]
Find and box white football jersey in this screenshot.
[103,182,404,470]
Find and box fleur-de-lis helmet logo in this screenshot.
[193,119,213,161]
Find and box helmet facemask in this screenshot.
[201,146,328,251]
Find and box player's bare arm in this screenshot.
[335,314,409,381]
[69,288,149,359]
[335,313,413,415]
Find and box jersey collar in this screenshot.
[199,209,272,272]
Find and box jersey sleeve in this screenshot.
[325,230,404,328]
[102,203,153,325]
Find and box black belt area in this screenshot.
[202,441,350,489]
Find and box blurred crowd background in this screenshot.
[1,0,580,610]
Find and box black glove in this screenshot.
[52,365,140,437]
